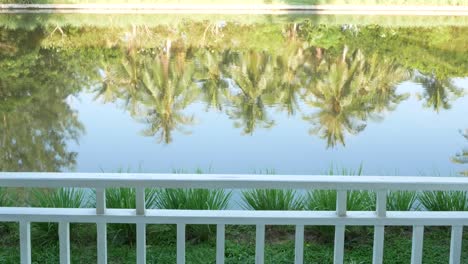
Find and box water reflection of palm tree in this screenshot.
[414,73,464,113]
[303,48,409,148]
[195,50,230,111]
[227,51,276,134]
[134,51,198,144]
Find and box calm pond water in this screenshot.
[0,14,467,176]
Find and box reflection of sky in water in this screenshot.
[68,78,468,175]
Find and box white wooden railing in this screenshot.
[0,173,467,264]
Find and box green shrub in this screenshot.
[419,191,468,211]
[306,190,374,211]
[155,189,231,241]
[305,190,374,239]
[97,188,158,245]
[387,191,419,211]
[0,188,11,207]
[31,188,87,240]
[241,189,304,210]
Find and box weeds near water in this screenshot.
[387,191,419,211]
[418,191,468,211]
[155,188,231,240]
[94,188,158,245]
[31,188,87,240]
[241,189,304,210]
[0,188,11,207]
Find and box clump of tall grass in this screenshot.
[418,191,468,211]
[0,188,11,207]
[155,189,231,240]
[241,189,304,210]
[306,190,375,211]
[386,191,419,211]
[96,188,158,245]
[31,188,87,240]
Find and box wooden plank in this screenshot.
[136,224,146,264]
[295,225,304,264]
[1,173,467,191]
[136,188,145,215]
[449,226,463,264]
[256,224,265,264]
[177,224,185,264]
[373,226,385,264]
[411,226,424,264]
[216,224,225,264]
[336,190,347,217]
[376,190,387,217]
[334,225,345,264]
[20,221,31,264]
[59,222,70,264]
[97,223,107,264]
[1,208,468,226]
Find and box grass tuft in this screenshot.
[241,189,304,210]
[418,191,468,211]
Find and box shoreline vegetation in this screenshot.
[0,181,468,263]
[1,167,468,263]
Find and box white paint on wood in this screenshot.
[411,226,424,264]
[449,226,463,264]
[1,173,467,191]
[216,224,225,264]
[59,222,70,264]
[177,224,186,264]
[20,221,31,264]
[137,223,146,264]
[373,225,385,264]
[136,188,145,215]
[256,224,265,264]
[336,190,347,217]
[295,225,304,264]
[97,223,107,264]
[334,225,345,264]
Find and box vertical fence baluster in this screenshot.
[334,190,346,264]
[20,220,31,264]
[449,226,463,264]
[295,225,304,264]
[59,222,70,264]
[136,188,146,264]
[373,190,387,264]
[96,188,107,264]
[177,224,186,264]
[256,224,265,264]
[216,224,225,264]
[411,225,424,264]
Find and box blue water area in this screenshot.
[1,14,467,176]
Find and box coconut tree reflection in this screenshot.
[414,73,465,113]
[303,48,409,148]
[226,51,276,135]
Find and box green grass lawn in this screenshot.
[1,224,467,263]
[0,0,467,5]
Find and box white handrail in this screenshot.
[1,173,468,190]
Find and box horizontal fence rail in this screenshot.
[0,173,467,264]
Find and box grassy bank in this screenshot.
[0,0,467,5]
[1,185,468,263]
[0,224,467,263]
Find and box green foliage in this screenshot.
[305,190,375,211]
[387,191,419,211]
[30,188,87,240]
[97,188,158,245]
[154,189,231,210]
[419,191,468,211]
[0,188,11,207]
[241,189,304,210]
[154,189,231,240]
